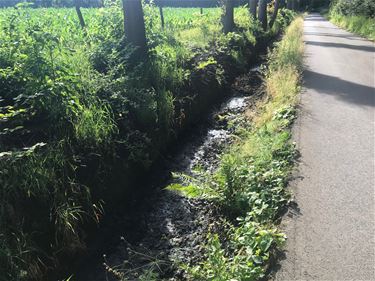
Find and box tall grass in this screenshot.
[328,12,375,40]
[186,16,304,281]
[326,0,375,40]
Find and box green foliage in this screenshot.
[166,183,202,198]
[183,17,303,280]
[0,3,296,280]
[215,130,295,219]
[328,1,375,40]
[189,221,285,281]
[74,102,117,146]
[0,143,101,281]
[331,0,375,18]
[267,19,304,71]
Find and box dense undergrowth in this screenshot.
[165,16,304,281]
[327,0,375,40]
[0,3,296,280]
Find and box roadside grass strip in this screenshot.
[184,16,304,281]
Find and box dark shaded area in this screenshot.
[304,70,375,107]
[265,200,302,281]
[303,32,368,41]
[75,70,263,281]
[303,16,326,21]
[305,40,375,53]
[309,26,340,30]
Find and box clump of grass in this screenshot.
[326,0,375,40]
[328,13,375,40]
[185,16,304,280]
[0,143,100,281]
[74,102,117,146]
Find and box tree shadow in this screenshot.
[303,32,368,41]
[305,40,375,53]
[304,14,326,22]
[303,70,375,107]
[264,200,302,281]
[307,26,341,30]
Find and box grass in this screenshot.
[182,16,304,280]
[327,12,375,40]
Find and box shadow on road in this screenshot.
[305,40,375,52]
[303,32,367,41]
[303,70,375,107]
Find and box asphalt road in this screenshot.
[272,14,375,281]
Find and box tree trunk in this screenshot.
[279,0,285,9]
[292,0,296,10]
[249,0,259,19]
[287,0,293,9]
[122,0,147,56]
[74,0,85,29]
[269,0,280,29]
[258,0,268,31]
[222,0,234,34]
[310,0,315,9]
[159,6,165,29]
[295,0,300,10]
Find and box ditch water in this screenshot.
[76,65,263,281]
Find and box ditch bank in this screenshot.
[76,66,264,281]
[57,20,294,281]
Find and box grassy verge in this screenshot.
[179,16,304,280]
[327,12,375,40]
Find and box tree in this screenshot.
[222,0,234,33]
[249,0,259,19]
[269,0,281,29]
[122,0,147,56]
[258,0,268,31]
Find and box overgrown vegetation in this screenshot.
[172,16,304,280]
[0,3,296,280]
[327,0,375,40]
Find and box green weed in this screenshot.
[327,0,375,40]
[328,13,375,40]
[184,16,304,280]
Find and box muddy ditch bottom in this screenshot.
[75,67,263,281]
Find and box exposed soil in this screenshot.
[75,67,263,281]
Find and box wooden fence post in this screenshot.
[122,0,147,56]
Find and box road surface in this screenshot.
[272,14,375,281]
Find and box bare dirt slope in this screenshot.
[272,13,375,281]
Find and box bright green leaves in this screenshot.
[190,220,285,281]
